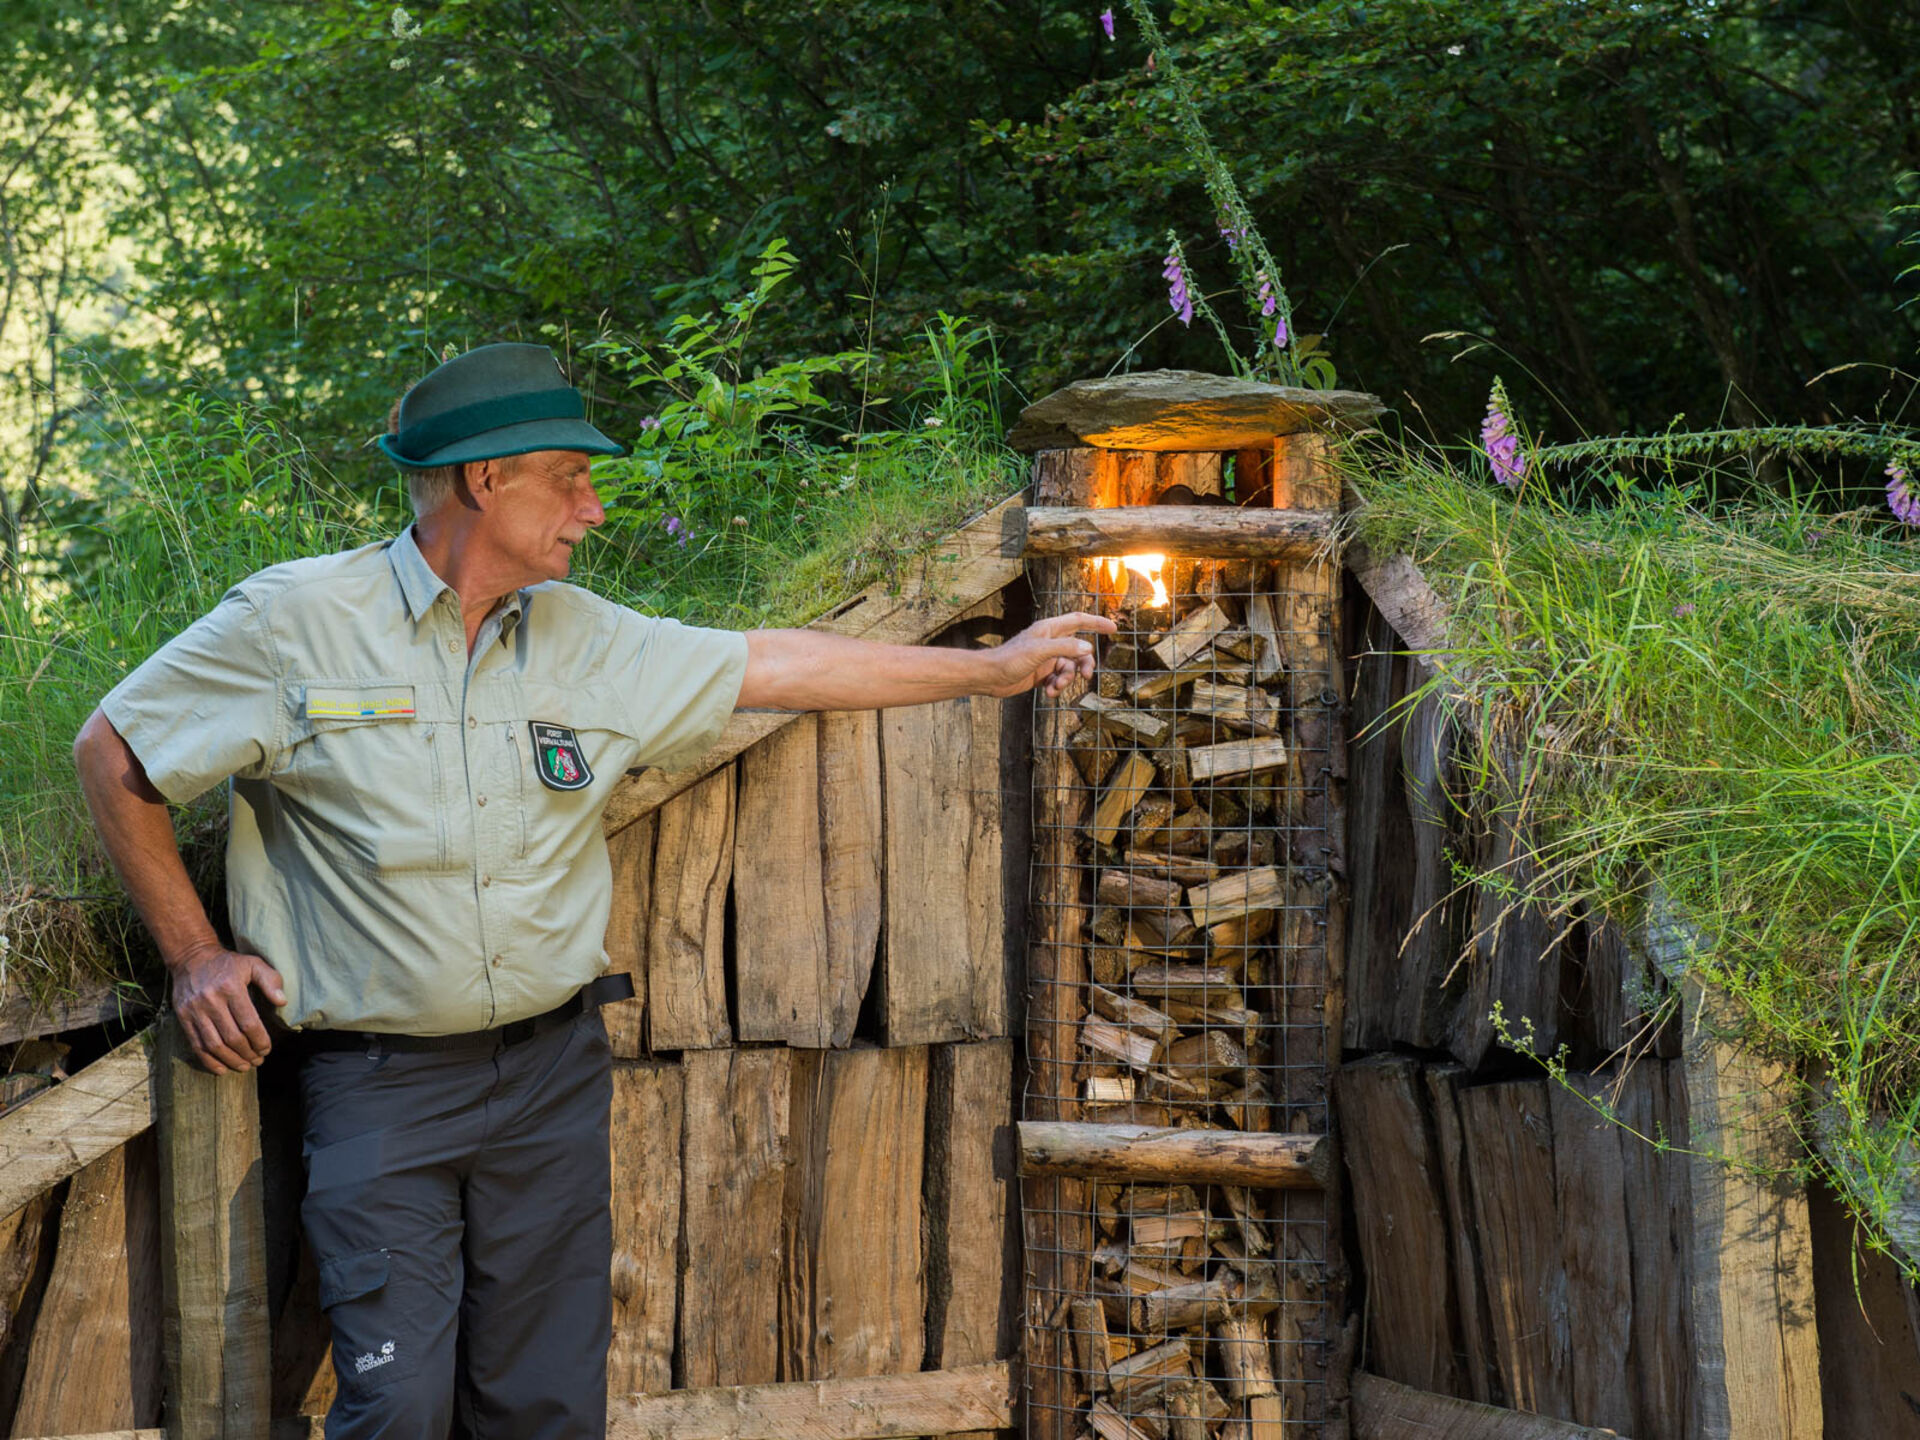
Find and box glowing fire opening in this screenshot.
[1101,553,1169,608]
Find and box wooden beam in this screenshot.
[1351,1370,1637,1439]
[155,1016,271,1440]
[605,1362,1017,1440]
[1017,1121,1328,1188]
[0,979,152,1047]
[0,1028,155,1222]
[609,1062,683,1399]
[1019,505,1336,559]
[602,496,1026,837]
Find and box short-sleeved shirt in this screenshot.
[102,527,747,1035]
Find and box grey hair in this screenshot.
[386,398,460,518]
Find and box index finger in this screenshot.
[1033,611,1117,638]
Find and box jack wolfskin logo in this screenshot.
[529,721,593,792]
[354,1340,397,1374]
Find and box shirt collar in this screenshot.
[387,526,530,637]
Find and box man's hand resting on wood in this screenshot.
[169,942,286,1075]
[981,611,1117,698]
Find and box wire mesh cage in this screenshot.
[1025,552,1334,1440]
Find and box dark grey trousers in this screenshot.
[299,1011,614,1439]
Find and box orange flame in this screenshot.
[1101,553,1169,608]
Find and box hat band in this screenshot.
[393,387,586,462]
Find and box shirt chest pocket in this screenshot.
[284,682,461,875]
[484,685,640,870]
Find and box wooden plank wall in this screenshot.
[1333,576,1909,1439]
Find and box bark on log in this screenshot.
[1020,506,1335,559]
[1018,1122,1328,1188]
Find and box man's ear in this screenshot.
[462,457,506,511]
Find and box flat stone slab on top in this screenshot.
[1007,368,1383,453]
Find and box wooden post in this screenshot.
[155,1016,271,1440]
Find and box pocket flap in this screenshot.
[306,685,417,723]
[318,1247,391,1308]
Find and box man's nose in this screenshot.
[581,481,607,528]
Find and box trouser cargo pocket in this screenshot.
[318,1247,422,1394]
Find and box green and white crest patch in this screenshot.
[529,721,593,792]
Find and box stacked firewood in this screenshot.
[1059,573,1300,1439]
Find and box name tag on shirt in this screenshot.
[306,686,417,721]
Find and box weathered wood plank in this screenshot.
[602,496,1026,837]
[1423,1067,1505,1405]
[1021,505,1336,559]
[606,1361,1016,1440]
[603,812,656,1058]
[1018,1122,1327,1188]
[819,711,883,1051]
[1335,1056,1461,1397]
[925,1039,1017,1415]
[1351,1370,1636,1440]
[0,981,150,1048]
[1338,605,1409,1053]
[11,1136,163,1435]
[733,716,833,1047]
[0,1186,58,1424]
[679,1048,791,1388]
[646,767,736,1052]
[609,1062,683,1399]
[1546,1075,1633,1433]
[1007,370,1382,452]
[1615,1060,1691,1439]
[880,697,1006,1045]
[1397,691,1465,1049]
[1682,982,1823,1440]
[1807,1180,1920,1438]
[783,1046,927,1380]
[0,1030,155,1222]
[1458,1079,1571,1420]
[154,1016,269,1440]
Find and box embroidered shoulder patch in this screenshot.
[529,721,594,792]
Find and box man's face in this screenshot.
[484,450,606,584]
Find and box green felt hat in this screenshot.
[378,342,624,469]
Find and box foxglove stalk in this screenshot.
[1481,379,1527,489]
[1162,250,1193,326]
[1100,7,1115,40]
[1888,460,1920,526]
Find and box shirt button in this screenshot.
[477,795,488,807]
[447,639,459,654]
[482,875,493,888]
[468,716,477,729]
[491,955,504,968]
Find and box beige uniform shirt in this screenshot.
[103,527,747,1034]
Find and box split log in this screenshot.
[1071,1298,1113,1396]
[601,812,655,1057]
[1020,505,1335,560]
[1081,1018,1161,1071]
[1185,869,1283,930]
[680,1049,791,1387]
[1090,754,1157,846]
[1079,695,1174,749]
[1149,602,1233,672]
[1185,737,1288,784]
[1017,1122,1329,1188]
[1089,988,1180,1050]
[1213,1317,1277,1399]
[0,1030,155,1222]
[1351,1370,1639,1440]
[608,1063,683,1398]
[1186,681,1279,736]
[11,1136,163,1434]
[153,1017,269,1440]
[605,1360,1017,1440]
[646,767,736,1051]
[733,716,835,1046]
[783,1046,927,1379]
[1243,593,1283,685]
[1087,1397,1161,1440]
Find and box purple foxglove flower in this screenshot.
[1100,7,1114,39]
[1273,315,1289,349]
[1481,379,1527,489]
[1257,272,1276,318]
[1888,460,1920,526]
[1162,251,1193,327]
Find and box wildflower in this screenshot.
[1221,224,1243,252]
[923,415,944,428]
[1100,7,1115,40]
[1162,250,1193,327]
[1481,379,1527,489]
[1446,43,1464,55]
[391,6,422,39]
[663,516,691,547]
[731,515,748,527]
[1671,602,1696,618]
[1887,460,1920,527]
[1273,316,1289,349]
[639,415,662,431]
[1257,272,1276,318]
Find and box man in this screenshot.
[73,343,1111,1438]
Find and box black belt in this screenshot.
[293,972,636,1055]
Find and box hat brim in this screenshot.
[379,417,625,469]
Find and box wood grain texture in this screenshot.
[1351,1371,1636,1440]
[1335,1056,1461,1397]
[819,711,883,1051]
[1458,1080,1571,1420]
[1006,370,1382,452]
[1020,506,1336,559]
[1424,1067,1504,1407]
[10,1135,162,1436]
[0,1187,56,1426]
[0,982,150,1048]
[0,1030,155,1223]
[734,716,834,1047]
[1807,1180,1920,1438]
[1546,1076,1633,1434]
[646,766,735,1052]
[880,697,1006,1045]
[602,496,1026,838]
[1615,1060,1691,1440]
[154,1016,270,1440]
[603,812,656,1058]
[679,1048,791,1388]
[606,1361,1015,1440]
[1681,983,1823,1440]
[609,1063,684,1399]
[782,1046,926,1381]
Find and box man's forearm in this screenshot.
[739,629,998,711]
[73,710,222,966]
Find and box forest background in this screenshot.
[4,0,1918,565]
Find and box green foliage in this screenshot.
[1349,442,1920,1270]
